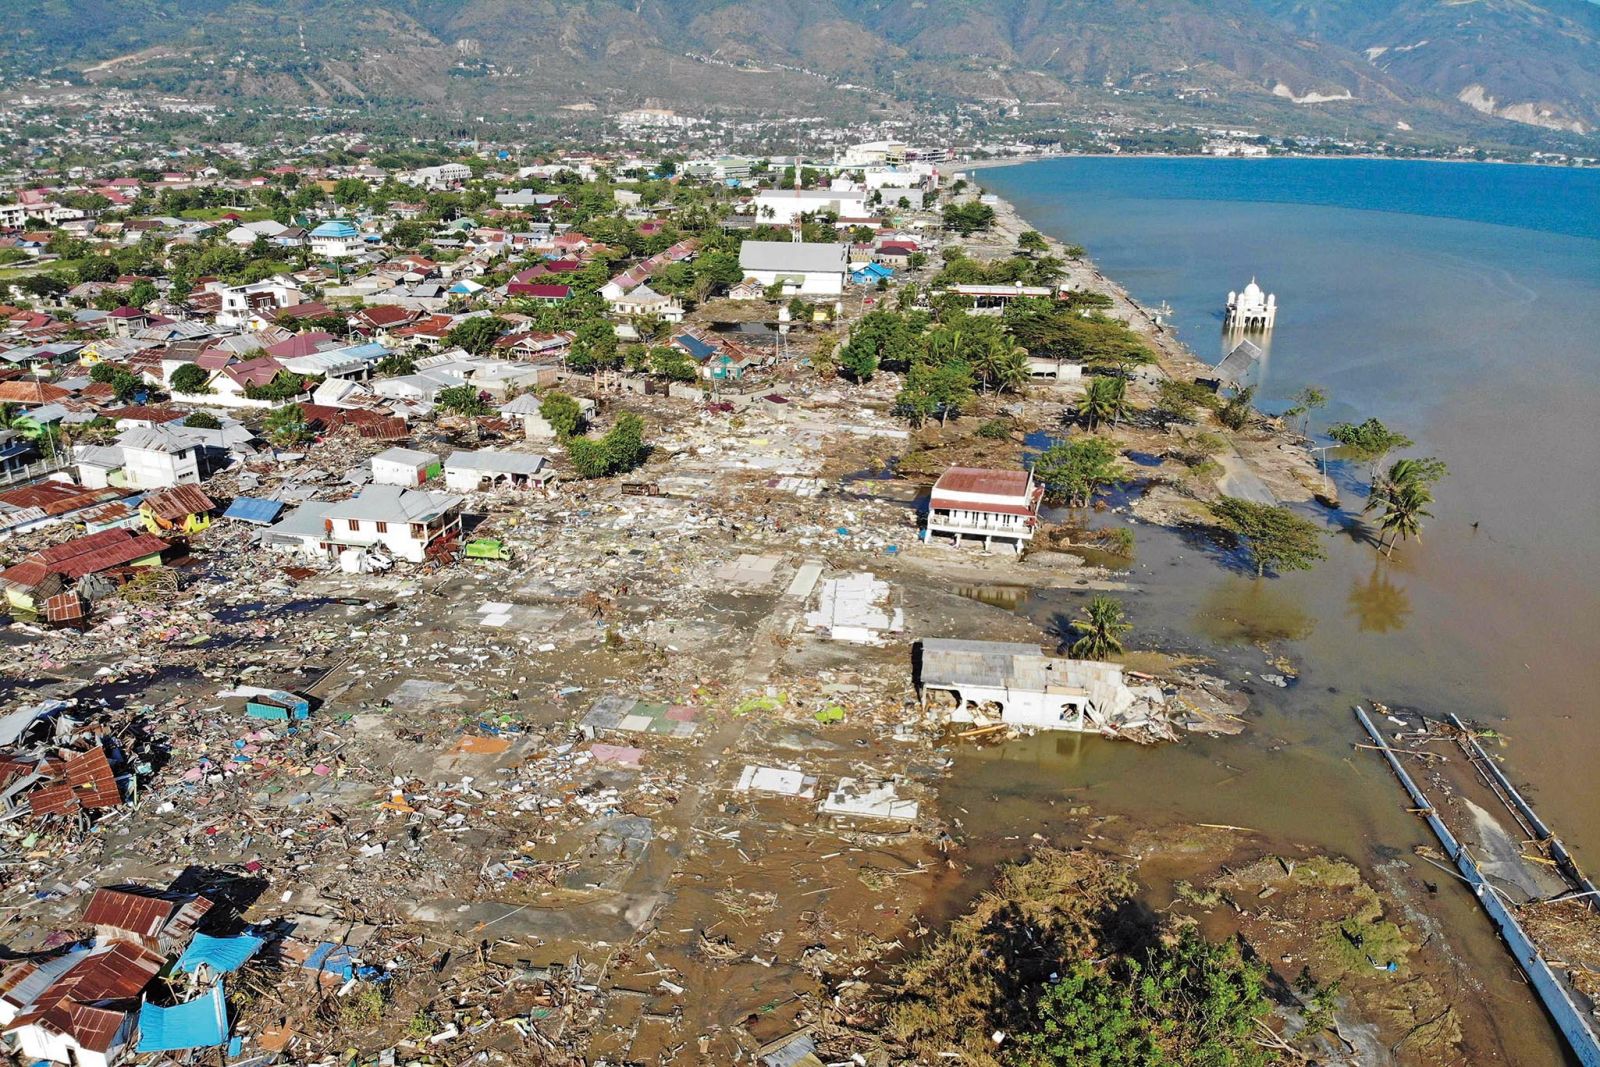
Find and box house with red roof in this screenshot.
[0,527,168,613]
[925,466,1043,554]
[506,282,570,305]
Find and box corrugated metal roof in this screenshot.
[142,484,216,522]
[136,981,229,1052]
[83,888,176,938]
[223,497,286,525]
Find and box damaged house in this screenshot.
[0,887,215,1067]
[916,638,1167,737]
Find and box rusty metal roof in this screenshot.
[140,484,216,522]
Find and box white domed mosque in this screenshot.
[1225,277,1276,331]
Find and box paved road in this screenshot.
[1215,448,1277,504]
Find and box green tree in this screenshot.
[1217,386,1256,431]
[1079,376,1126,430]
[942,201,996,236]
[91,363,145,402]
[695,251,744,294]
[567,319,620,372]
[445,315,507,356]
[263,403,311,447]
[648,346,698,382]
[126,280,157,308]
[1152,378,1215,430]
[332,178,367,205]
[538,391,584,439]
[183,410,222,430]
[1328,417,1414,478]
[976,335,1030,395]
[1212,497,1327,578]
[374,352,416,377]
[568,413,648,479]
[1017,932,1275,1067]
[244,370,313,401]
[1068,596,1132,660]
[1017,230,1049,256]
[169,363,211,395]
[434,385,490,416]
[1032,436,1123,507]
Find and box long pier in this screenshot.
[1353,705,1600,1067]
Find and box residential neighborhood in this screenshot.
[0,107,1504,1067]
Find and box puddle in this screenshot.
[955,584,1033,612]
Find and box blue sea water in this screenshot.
[962,157,1600,880]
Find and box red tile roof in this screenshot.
[932,466,1033,497]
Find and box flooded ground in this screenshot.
[951,157,1600,1064]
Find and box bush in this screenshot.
[977,418,1012,439]
[567,413,648,479]
[183,410,221,430]
[169,363,211,395]
[538,391,584,439]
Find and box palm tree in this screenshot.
[1364,457,1446,556]
[0,403,20,431]
[978,335,1029,394]
[1374,479,1433,557]
[1079,376,1126,430]
[1068,596,1132,660]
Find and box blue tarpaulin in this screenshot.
[136,981,228,1052]
[176,933,264,975]
[223,497,286,525]
[303,941,357,981]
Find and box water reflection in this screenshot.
[1194,577,1316,644]
[1346,567,1412,634]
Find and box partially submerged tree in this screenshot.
[1032,436,1123,507]
[1328,417,1413,478]
[1211,496,1327,578]
[1365,456,1446,557]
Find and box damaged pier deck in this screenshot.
[1354,704,1600,1067]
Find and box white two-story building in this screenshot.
[924,466,1043,554]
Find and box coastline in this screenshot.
[962,185,1326,505]
[955,151,1596,172]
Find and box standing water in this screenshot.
[941,157,1600,1064]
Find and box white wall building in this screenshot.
[406,163,472,188]
[309,220,363,259]
[918,638,1166,734]
[738,241,849,297]
[1225,277,1277,331]
[752,188,868,225]
[370,447,439,487]
[442,449,550,493]
[321,485,463,564]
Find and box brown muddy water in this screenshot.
[942,158,1600,1064]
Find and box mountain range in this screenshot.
[4,0,1597,147]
